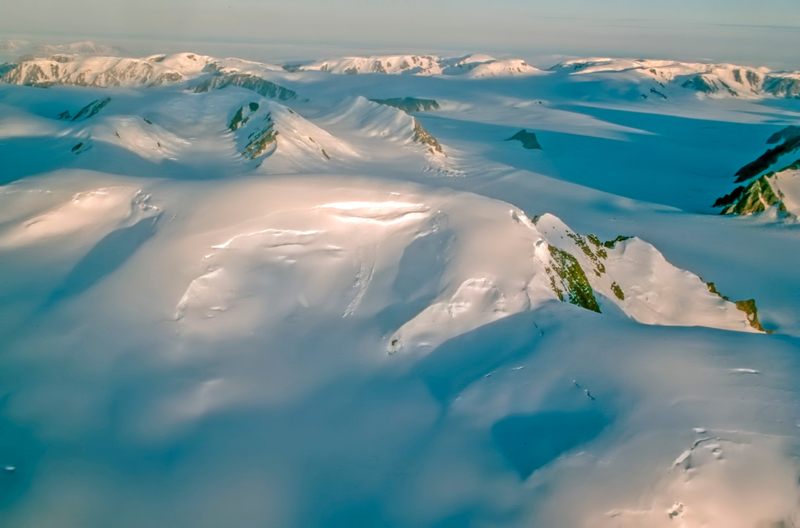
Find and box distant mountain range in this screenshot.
[2,47,799,100]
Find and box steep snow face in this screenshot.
[1,53,216,87]
[75,116,191,162]
[320,96,447,159]
[321,96,420,141]
[553,57,799,99]
[297,53,542,77]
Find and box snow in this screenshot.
[299,53,544,78]
[0,45,799,528]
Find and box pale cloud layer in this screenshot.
[3,0,799,67]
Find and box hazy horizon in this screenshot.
[3,0,800,69]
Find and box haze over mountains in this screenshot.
[0,41,799,527]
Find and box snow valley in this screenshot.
[0,45,799,528]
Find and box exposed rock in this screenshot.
[721,176,783,215]
[411,118,444,154]
[767,125,800,145]
[71,97,111,121]
[370,97,440,112]
[0,63,15,78]
[229,102,260,131]
[242,115,278,159]
[682,75,738,97]
[506,130,542,150]
[762,76,800,98]
[191,73,296,101]
[705,282,769,332]
[545,246,601,313]
[733,135,800,183]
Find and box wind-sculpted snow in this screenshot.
[0,183,157,249]
[320,96,448,162]
[0,46,798,528]
[191,73,297,101]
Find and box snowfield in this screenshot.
[0,44,799,528]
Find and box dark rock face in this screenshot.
[734,135,800,183]
[411,118,444,154]
[714,126,800,216]
[506,130,542,150]
[682,75,719,94]
[721,176,783,215]
[767,125,800,145]
[0,63,16,78]
[370,97,440,112]
[682,75,738,97]
[192,73,296,101]
[762,77,800,98]
[71,97,112,121]
[242,115,278,159]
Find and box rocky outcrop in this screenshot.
[191,73,296,101]
[532,214,768,333]
[506,130,542,150]
[370,97,440,112]
[733,134,800,183]
[714,126,800,217]
[767,125,800,144]
[682,75,738,96]
[229,102,260,131]
[762,76,800,99]
[242,115,278,159]
[70,97,112,122]
[411,118,444,154]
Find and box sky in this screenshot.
[3,0,800,67]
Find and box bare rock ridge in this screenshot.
[69,97,112,122]
[411,118,444,154]
[506,130,542,150]
[368,97,440,112]
[191,73,296,101]
[714,125,800,217]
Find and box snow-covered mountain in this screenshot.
[1,52,217,87]
[0,45,799,528]
[295,53,543,77]
[552,57,800,99]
